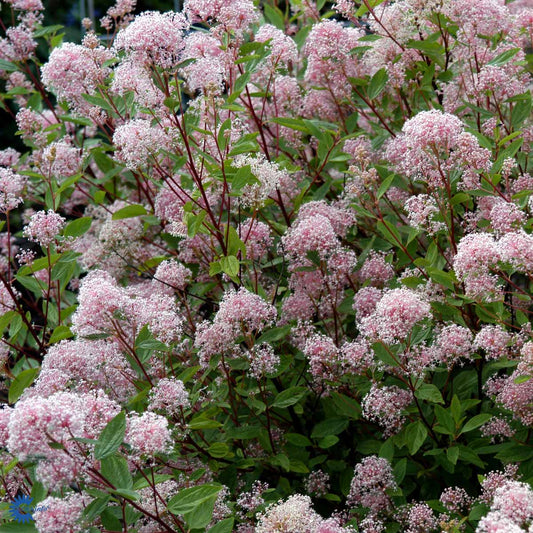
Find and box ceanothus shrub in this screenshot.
[0,0,531,531]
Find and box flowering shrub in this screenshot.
[0,0,531,531]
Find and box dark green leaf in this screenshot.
[415,383,444,404]
[311,418,349,439]
[101,456,132,490]
[405,421,427,455]
[368,68,388,99]
[94,411,126,460]
[208,518,234,533]
[167,484,222,529]
[64,217,92,238]
[111,205,147,220]
[9,368,39,404]
[272,387,307,409]
[460,413,492,434]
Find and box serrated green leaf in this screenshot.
[460,413,492,434]
[368,68,388,99]
[94,411,126,460]
[9,368,39,404]
[415,383,444,404]
[272,387,307,408]
[111,204,147,220]
[64,217,92,238]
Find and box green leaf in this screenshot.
[220,255,240,277]
[207,518,234,533]
[49,325,74,344]
[208,442,229,458]
[100,456,132,490]
[318,435,339,448]
[189,416,222,430]
[0,524,38,533]
[285,433,312,447]
[256,325,291,344]
[0,59,19,72]
[109,488,139,501]
[511,94,531,128]
[460,413,492,434]
[355,0,386,17]
[272,387,307,408]
[377,220,402,248]
[228,71,250,104]
[263,3,285,29]
[81,93,113,113]
[231,165,260,193]
[434,405,456,435]
[458,445,485,468]
[269,117,309,133]
[9,368,39,404]
[405,421,427,455]
[447,446,459,465]
[33,24,64,37]
[111,204,147,220]
[368,68,388,99]
[83,496,111,522]
[377,174,395,200]
[94,411,126,460]
[311,418,349,439]
[185,210,207,238]
[63,217,92,238]
[167,484,222,529]
[415,383,444,404]
[488,47,521,67]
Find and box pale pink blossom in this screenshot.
[126,411,172,455]
[114,11,188,68]
[23,210,65,247]
[348,456,397,514]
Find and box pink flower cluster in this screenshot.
[348,456,397,514]
[361,384,412,435]
[0,167,26,213]
[359,288,431,344]
[195,287,277,365]
[387,110,491,189]
[23,210,65,247]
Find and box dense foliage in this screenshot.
[0,0,532,531]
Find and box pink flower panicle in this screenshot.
[247,343,280,378]
[33,493,88,533]
[153,259,192,295]
[0,167,27,213]
[148,378,190,416]
[478,481,533,532]
[195,287,277,365]
[113,119,173,169]
[348,456,397,514]
[126,411,172,456]
[113,11,188,68]
[440,487,472,514]
[480,417,516,443]
[361,384,412,435]
[474,325,512,360]
[358,252,394,287]
[453,233,502,301]
[404,502,437,533]
[434,324,474,367]
[41,42,113,113]
[305,469,330,497]
[33,339,134,401]
[23,210,65,247]
[387,110,490,189]
[359,288,431,344]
